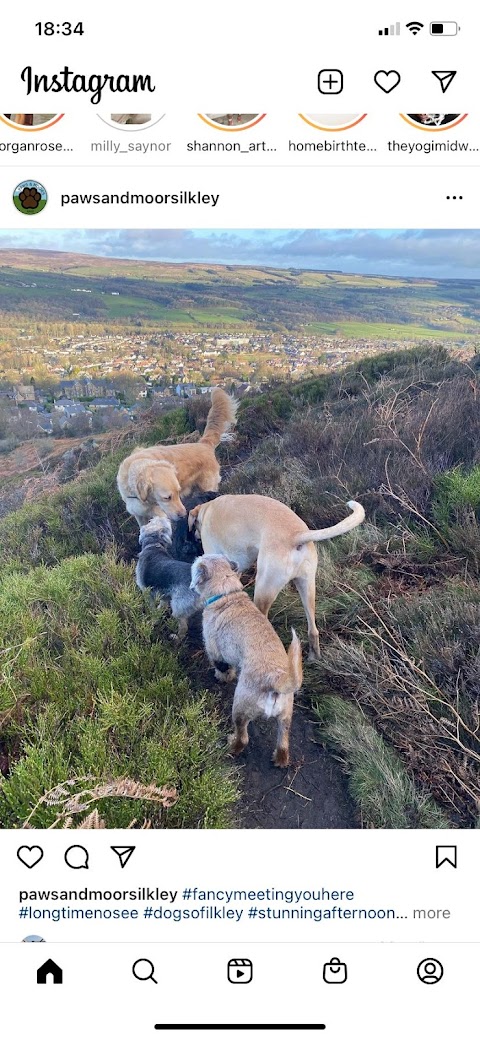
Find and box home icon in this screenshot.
[37,959,63,985]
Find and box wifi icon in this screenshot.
[406,21,424,34]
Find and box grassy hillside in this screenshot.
[0,554,237,829]
[1,249,480,336]
[0,345,479,828]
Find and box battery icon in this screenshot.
[430,21,460,35]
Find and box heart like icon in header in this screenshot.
[374,70,401,93]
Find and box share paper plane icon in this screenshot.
[432,70,457,93]
[111,846,136,868]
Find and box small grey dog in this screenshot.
[135,515,201,637]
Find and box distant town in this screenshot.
[0,327,440,442]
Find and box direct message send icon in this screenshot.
[432,70,457,93]
[111,846,136,868]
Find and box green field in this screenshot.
[0,252,479,338]
[306,320,480,341]
[103,298,192,320]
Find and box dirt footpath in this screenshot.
[183,619,357,830]
[234,697,357,829]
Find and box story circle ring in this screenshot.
[299,114,367,131]
[98,114,166,131]
[400,113,467,131]
[198,114,266,131]
[0,114,64,132]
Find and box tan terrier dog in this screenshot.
[191,554,303,767]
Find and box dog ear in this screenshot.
[137,475,152,502]
[193,559,210,585]
[188,505,202,531]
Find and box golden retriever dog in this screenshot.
[117,388,237,525]
[191,554,303,766]
[189,495,365,660]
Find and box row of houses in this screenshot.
[6,393,129,436]
[55,378,120,399]
[1,376,255,439]
[0,379,121,405]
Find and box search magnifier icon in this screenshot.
[132,958,158,984]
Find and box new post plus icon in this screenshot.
[318,69,344,94]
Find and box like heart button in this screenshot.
[17,845,44,869]
[374,70,401,93]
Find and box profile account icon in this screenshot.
[417,958,444,984]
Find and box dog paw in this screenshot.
[214,667,235,683]
[273,748,290,768]
[228,735,247,757]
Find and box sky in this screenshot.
[0,228,479,279]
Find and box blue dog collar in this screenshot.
[204,593,225,607]
[203,590,242,607]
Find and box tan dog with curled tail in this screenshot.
[189,495,365,659]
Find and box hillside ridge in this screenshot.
[0,347,478,830]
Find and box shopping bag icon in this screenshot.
[323,957,347,984]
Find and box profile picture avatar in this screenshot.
[13,180,47,214]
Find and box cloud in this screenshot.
[0,228,479,278]
[275,230,480,275]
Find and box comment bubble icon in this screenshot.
[64,845,89,869]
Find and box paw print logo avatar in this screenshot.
[13,180,47,215]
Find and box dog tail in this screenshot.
[287,629,303,690]
[293,500,365,547]
[271,629,302,694]
[200,387,238,448]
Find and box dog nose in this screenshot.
[178,505,187,517]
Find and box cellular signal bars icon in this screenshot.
[379,22,400,35]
